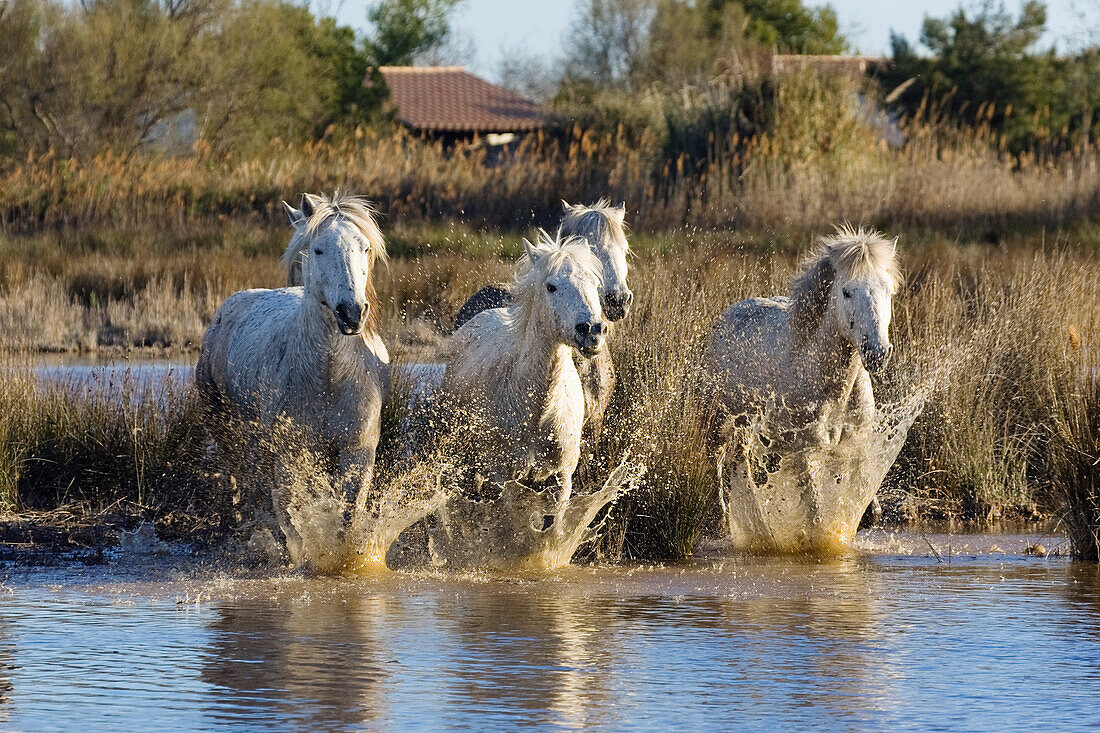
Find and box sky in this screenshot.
[332,0,1100,80]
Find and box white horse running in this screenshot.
[195,193,389,543]
[700,225,901,448]
[432,229,606,514]
[452,199,632,448]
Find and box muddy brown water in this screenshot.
[1,530,1098,731]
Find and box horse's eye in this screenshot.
[546,284,557,293]
[314,249,323,255]
[842,289,851,299]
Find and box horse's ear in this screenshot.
[891,235,899,254]
[523,238,540,262]
[618,201,626,212]
[561,199,573,212]
[282,201,304,226]
[300,193,316,219]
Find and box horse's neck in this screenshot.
[798,303,861,401]
[290,295,386,386]
[507,310,574,424]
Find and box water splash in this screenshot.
[233,420,450,575]
[428,459,644,570]
[280,464,448,575]
[719,384,930,554]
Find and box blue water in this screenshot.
[0,533,1096,731]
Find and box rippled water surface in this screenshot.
[1,532,1098,731]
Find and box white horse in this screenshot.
[701,225,901,448]
[452,199,632,448]
[431,229,606,516]
[195,192,389,546]
[699,226,902,551]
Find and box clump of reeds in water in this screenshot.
[0,365,220,540]
[585,251,736,561]
[1047,343,1100,562]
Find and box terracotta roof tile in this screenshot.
[771,55,890,77]
[376,66,543,133]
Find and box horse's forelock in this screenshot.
[789,225,901,342]
[303,192,387,262]
[280,192,385,333]
[820,224,900,290]
[561,198,630,255]
[281,192,387,287]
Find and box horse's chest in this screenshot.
[513,376,583,478]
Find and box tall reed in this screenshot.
[4,72,1100,237]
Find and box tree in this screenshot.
[563,0,657,90]
[733,0,845,54]
[562,0,847,91]
[365,0,463,67]
[0,0,386,157]
[885,1,1066,151]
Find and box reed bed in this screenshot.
[4,102,1100,238]
[1047,352,1100,561]
[0,365,222,543]
[2,236,1097,557]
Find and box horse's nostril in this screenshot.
[624,290,634,306]
[335,302,361,327]
[575,322,591,335]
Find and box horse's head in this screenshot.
[826,228,900,373]
[518,230,606,357]
[282,193,385,336]
[561,199,633,321]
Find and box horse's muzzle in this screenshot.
[334,301,364,335]
[861,342,893,373]
[603,289,633,321]
[575,320,605,356]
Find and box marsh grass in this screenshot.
[0,364,223,542]
[5,70,1100,238]
[1047,353,1100,561]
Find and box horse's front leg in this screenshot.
[339,444,377,534]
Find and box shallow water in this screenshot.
[1,531,1097,731]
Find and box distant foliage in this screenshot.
[885,1,1100,153]
[365,0,464,66]
[0,0,396,156]
[562,0,845,90]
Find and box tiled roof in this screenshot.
[376,66,543,133]
[771,55,890,77]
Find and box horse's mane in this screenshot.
[560,198,629,254]
[508,228,603,331]
[789,224,901,342]
[281,192,387,286]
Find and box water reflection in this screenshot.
[202,592,399,728]
[432,585,618,729]
[1063,563,1100,652]
[1,545,1100,731]
[0,619,15,726]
